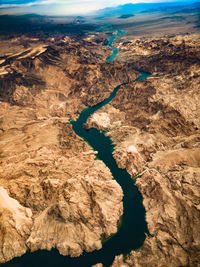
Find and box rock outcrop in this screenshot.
[0,28,200,266]
[87,34,200,266]
[0,35,137,262]
[0,187,32,263]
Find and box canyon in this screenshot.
[0,23,200,267]
[88,33,200,267]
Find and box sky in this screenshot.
[0,0,196,15]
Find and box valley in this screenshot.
[0,2,200,266]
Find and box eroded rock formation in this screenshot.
[87,34,200,266]
[0,35,138,262]
[0,30,200,266]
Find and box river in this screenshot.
[2,29,151,267]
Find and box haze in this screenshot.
[0,0,197,15]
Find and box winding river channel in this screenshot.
[3,30,151,267]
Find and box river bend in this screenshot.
[3,28,151,267]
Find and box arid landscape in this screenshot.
[87,33,200,267]
[0,1,200,266]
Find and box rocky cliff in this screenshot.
[0,35,139,263]
[87,34,200,266]
[0,30,200,266]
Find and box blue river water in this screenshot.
[2,29,151,267]
[105,29,126,62]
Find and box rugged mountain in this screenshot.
[0,35,138,263]
[86,34,200,266]
[94,1,199,18]
[0,28,199,266]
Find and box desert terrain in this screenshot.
[0,3,200,266]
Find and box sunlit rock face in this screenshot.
[0,34,141,262]
[0,104,124,261]
[0,187,33,263]
[86,34,200,266]
[0,21,199,266]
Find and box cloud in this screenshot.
[0,0,137,14]
[0,0,60,8]
[0,0,193,15]
[0,0,169,9]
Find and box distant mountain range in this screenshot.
[0,0,199,38]
[0,14,96,38]
[94,1,200,18]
